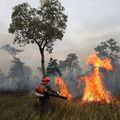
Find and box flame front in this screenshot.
[81,54,114,103]
[54,77,73,100]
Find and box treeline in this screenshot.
[2,0,119,96]
[0,44,82,94]
[0,38,120,95]
[95,39,120,94]
[0,44,35,92]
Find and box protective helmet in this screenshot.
[42,77,50,83]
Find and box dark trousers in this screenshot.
[39,92,49,113]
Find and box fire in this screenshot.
[54,77,73,100]
[79,54,115,103]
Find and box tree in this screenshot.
[95,39,120,91]
[95,39,120,59]
[59,53,82,73]
[1,44,32,91]
[58,53,82,82]
[0,70,5,85]
[65,53,81,72]
[8,57,32,92]
[59,60,67,71]
[1,44,23,57]
[0,70,7,91]
[46,57,61,76]
[9,0,67,78]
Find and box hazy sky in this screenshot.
[0,0,120,73]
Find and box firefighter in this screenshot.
[35,77,57,112]
[36,77,49,94]
[36,77,58,96]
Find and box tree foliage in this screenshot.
[59,53,81,72]
[0,70,6,85]
[65,53,80,71]
[46,58,62,76]
[9,0,67,77]
[95,39,120,59]
[8,57,32,91]
[95,39,120,92]
[1,44,23,57]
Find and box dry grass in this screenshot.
[0,94,120,120]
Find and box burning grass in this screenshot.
[0,94,120,120]
[52,54,120,106]
[77,54,120,104]
[54,76,73,100]
[1,54,120,119]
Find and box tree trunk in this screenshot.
[112,61,119,92]
[110,58,119,93]
[39,48,46,78]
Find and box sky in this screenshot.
[0,0,120,74]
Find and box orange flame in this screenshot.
[80,54,116,103]
[54,77,73,100]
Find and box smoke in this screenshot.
[0,68,34,93]
[102,60,120,94]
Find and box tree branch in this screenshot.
[42,40,48,50]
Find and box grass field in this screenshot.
[0,94,120,120]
